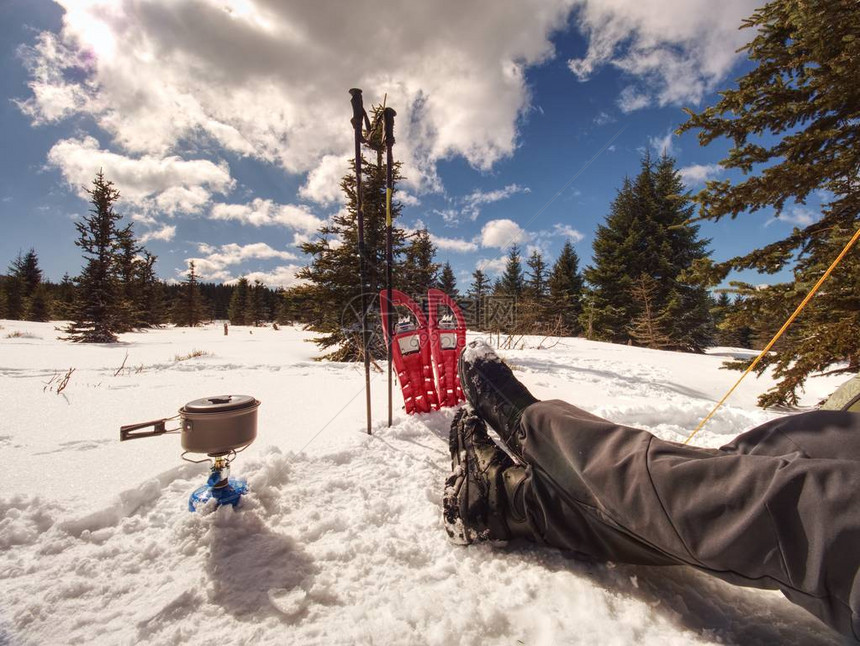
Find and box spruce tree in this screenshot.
[628,274,672,349]
[401,229,438,299]
[114,225,142,331]
[679,0,860,404]
[547,241,584,335]
[297,122,408,361]
[19,249,42,300]
[437,262,458,298]
[524,250,548,299]
[27,285,52,322]
[54,273,76,320]
[174,260,203,327]
[585,177,644,342]
[496,244,525,298]
[520,250,548,333]
[277,284,316,325]
[653,155,713,352]
[468,268,490,330]
[250,279,267,326]
[64,171,123,343]
[585,155,712,350]
[711,292,732,345]
[4,253,25,320]
[137,252,165,326]
[228,276,250,325]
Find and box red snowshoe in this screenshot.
[380,289,440,414]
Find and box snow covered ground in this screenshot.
[0,320,848,645]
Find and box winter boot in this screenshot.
[443,406,531,545]
[458,340,538,455]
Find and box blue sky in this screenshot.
[0,0,826,289]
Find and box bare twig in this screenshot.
[56,368,75,394]
[114,351,129,377]
[43,373,58,392]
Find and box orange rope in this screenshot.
[684,225,860,445]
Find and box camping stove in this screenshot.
[120,395,261,512]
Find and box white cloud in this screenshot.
[480,218,531,249]
[22,0,575,197]
[298,154,347,206]
[210,199,323,233]
[432,208,461,226]
[46,136,233,214]
[594,111,615,126]
[240,265,306,289]
[464,184,530,221]
[551,223,585,242]
[765,206,819,228]
[649,130,676,157]
[679,163,722,186]
[617,86,650,113]
[188,241,298,282]
[476,256,508,275]
[398,192,421,207]
[139,224,176,243]
[568,0,758,111]
[430,234,479,253]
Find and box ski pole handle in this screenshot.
[349,88,371,135]
[383,107,396,146]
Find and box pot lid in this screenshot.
[183,394,257,413]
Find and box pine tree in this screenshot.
[174,260,203,327]
[437,262,458,298]
[228,276,250,325]
[19,249,42,300]
[584,178,640,342]
[54,273,77,320]
[137,252,165,326]
[585,155,712,350]
[297,106,409,360]
[401,229,438,299]
[250,279,267,326]
[20,249,51,321]
[519,250,548,333]
[496,244,525,298]
[64,171,123,343]
[653,155,713,352]
[678,0,860,405]
[524,250,547,299]
[277,284,316,325]
[27,285,52,322]
[711,292,732,345]
[468,268,490,330]
[113,225,142,331]
[547,241,584,335]
[628,274,673,349]
[4,252,25,320]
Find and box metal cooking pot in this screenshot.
[120,394,260,456]
[180,395,259,454]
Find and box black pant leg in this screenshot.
[515,401,860,641]
[720,410,860,460]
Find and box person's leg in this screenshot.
[720,409,860,460]
[454,340,860,639]
[515,400,860,641]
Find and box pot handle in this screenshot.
[120,418,172,441]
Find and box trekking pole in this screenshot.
[350,88,373,435]
[383,106,396,427]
